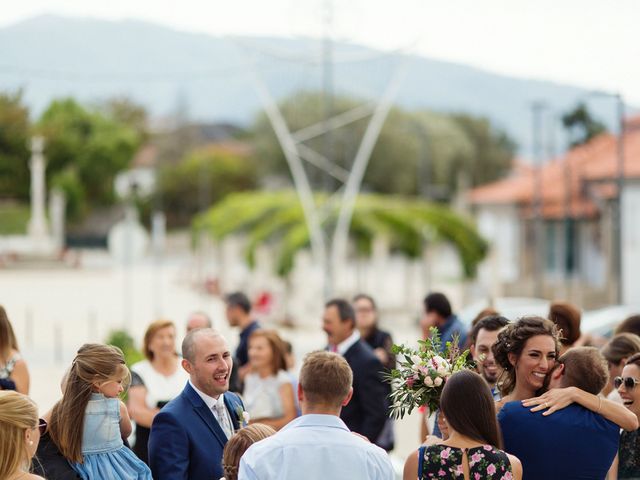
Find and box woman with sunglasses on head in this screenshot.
[0,390,45,480]
[608,353,640,479]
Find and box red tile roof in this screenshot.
[468,116,640,219]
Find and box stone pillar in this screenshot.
[49,188,66,250]
[27,136,49,240]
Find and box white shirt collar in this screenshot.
[189,379,223,410]
[336,330,361,356]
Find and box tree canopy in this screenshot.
[37,98,143,220]
[194,190,488,278]
[562,103,607,147]
[0,90,31,200]
[250,91,516,199]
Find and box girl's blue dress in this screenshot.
[72,393,152,480]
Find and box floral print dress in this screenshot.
[418,444,513,480]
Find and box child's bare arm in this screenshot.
[119,400,132,439]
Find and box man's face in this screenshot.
[186,313,210,332]
[183,334,233,398]
[419,310,440,338]
[354,298,376,331]
[323,305,353,346]
[225,304,239,327]
[471,328,501,386]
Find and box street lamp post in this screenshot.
[588,91,625,303]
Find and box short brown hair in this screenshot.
[601,333,640,365]
[222,424,276,480]
[299,351,352,408]
[248,330,288,375]
[558,347,608,394]
[616,315,640,337]
[548,302,581,346]
[143,319,175,361]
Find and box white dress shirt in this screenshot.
[335,330,361,356]
[238,414,394,480]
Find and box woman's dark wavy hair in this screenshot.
[440,370,502,448]
[492,316,560,397]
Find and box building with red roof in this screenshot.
[468,116,640,308]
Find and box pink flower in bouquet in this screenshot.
[423,376,434,387]
[434,377,443,387]
[406,377,415,388]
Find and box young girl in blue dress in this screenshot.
[47,343,152,480]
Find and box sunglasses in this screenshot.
[614,376,640,390]
[37,418,47,435]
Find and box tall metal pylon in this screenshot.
[232,4,410,296]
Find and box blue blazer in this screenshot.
[148,381,244,480]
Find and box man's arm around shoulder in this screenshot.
[149,409,190,480]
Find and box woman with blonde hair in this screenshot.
[0,390,45,480]
[221,423,276,480]
[243,329,297,430]
[128,319,188,464]
[0,305,30,394]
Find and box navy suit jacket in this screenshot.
[498,401,619,480]
[340,340,389,443]
[149,381,244,480]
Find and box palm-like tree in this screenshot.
[193,191,487,278]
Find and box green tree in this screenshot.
[249,91,516,199]
[157,145,258,227]
[0,90,31,200]
[100,97,149,142]
[194,190,488,278]
[37,98,142,220]
[562,103,607,147]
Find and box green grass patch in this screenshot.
[0,203,30,234]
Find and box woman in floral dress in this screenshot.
[404,370,522,480]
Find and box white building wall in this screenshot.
[622,180,640,307]
[476,205,520,283]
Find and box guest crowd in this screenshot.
[2,291,640,479]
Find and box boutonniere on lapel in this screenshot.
[235,405,251,429]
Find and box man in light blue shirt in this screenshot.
[239,351,394,480]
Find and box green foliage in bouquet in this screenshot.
[384,327,475,419]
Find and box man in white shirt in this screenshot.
[239,351,394,480]
[323,298,389,444]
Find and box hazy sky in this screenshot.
[3,0,639,105]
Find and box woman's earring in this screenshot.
[29,440,34,446]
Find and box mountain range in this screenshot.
[0,15,627,154]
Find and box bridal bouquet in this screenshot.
[384,327,474,419]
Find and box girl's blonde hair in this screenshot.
[222,423,276,480]
[0,305,19,363]
[48,343,131,463]
[0,390,39,478]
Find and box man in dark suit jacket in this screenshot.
[322,298,388,444]
[149,328,245,480]
[499,347,632,480]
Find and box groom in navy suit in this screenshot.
[149,328,244,480]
